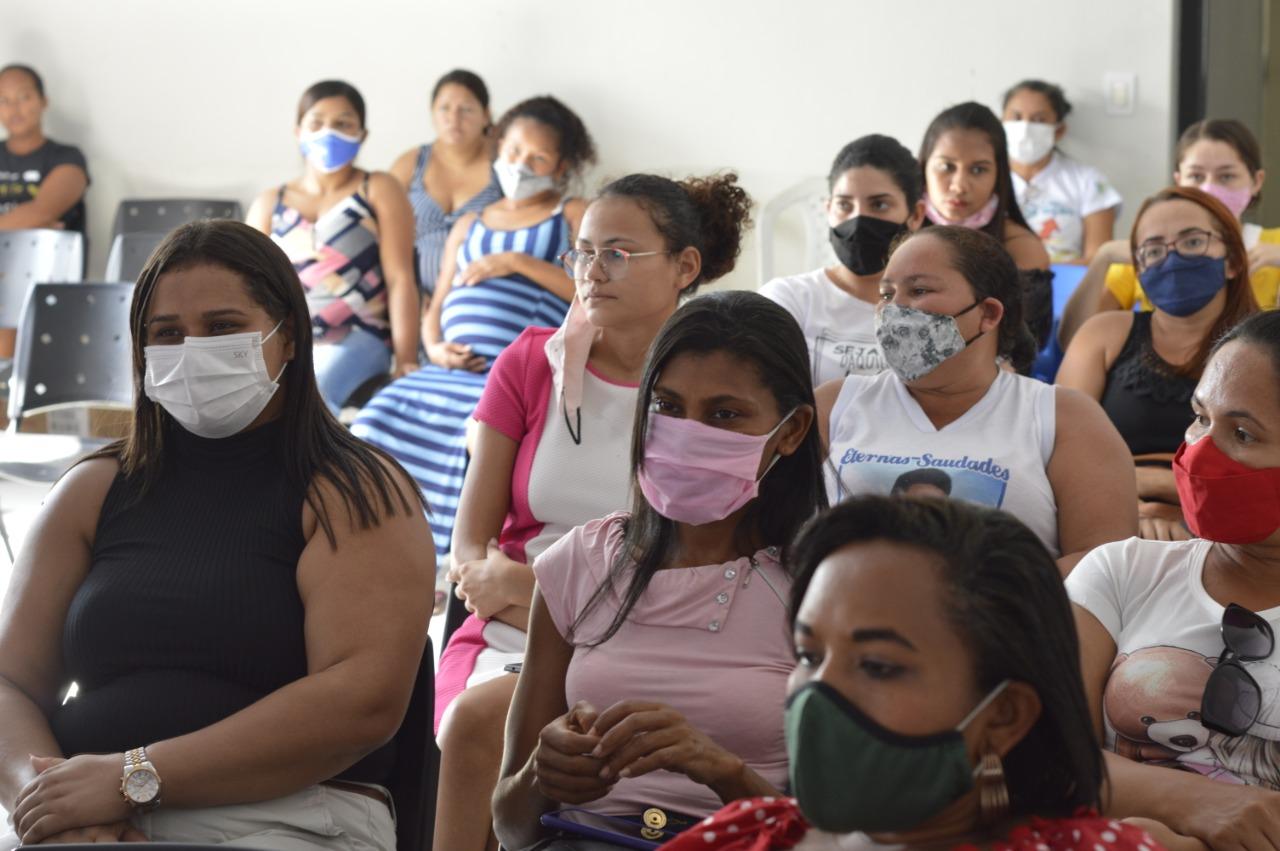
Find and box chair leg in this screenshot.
[0,494,13,563]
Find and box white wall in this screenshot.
[2,0,1178,291]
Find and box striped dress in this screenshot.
[270,178,389,343]
[408,144,502,295]
[352,202,572,556]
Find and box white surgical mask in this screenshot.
[144,322,287,439]
[1002,120,1057,166]
[495,159,557,201]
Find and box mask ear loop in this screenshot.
[755,408,799,485]
[261,321,288,383]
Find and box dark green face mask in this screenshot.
[784,679,1009,834]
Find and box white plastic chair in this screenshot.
[756,177,830,285]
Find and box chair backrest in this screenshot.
[112,198,244,238]
[104,231,168,283]
[388,635,439,851]
[0,229,84,326]
[8,283,134,425]
[757,177,830,285]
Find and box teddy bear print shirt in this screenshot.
[1066,536,1280,788]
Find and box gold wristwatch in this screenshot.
[120,747,162,811]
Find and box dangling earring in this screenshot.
[977,751,1009,826]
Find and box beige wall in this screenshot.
[3,0,1179,289]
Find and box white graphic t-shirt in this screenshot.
[1067,537,1280,789]
[1012,151,1123,263]
[826,369,1060,554]
[759,269,884,385]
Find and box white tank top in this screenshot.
[524,368,637,560]
[826,370,1060,555]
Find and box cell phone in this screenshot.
[503,662,523,674]
[539,807,696,850]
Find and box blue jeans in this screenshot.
[312,326,391,414]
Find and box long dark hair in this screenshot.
[919,101,1030,240]
[88,220,423,546]
[892,226,1040,372]
[1130,186,1258,377]
[571,291,828,645]
[789,496,1105,817]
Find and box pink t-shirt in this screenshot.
[532,512,794,818]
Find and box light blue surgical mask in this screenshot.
[299,128,362,174]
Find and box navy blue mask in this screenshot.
[1139,253,1227,317]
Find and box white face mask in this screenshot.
[1002,120,1057,166]
[494,158,557,201]
[144,322,287,439]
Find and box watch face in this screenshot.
[124,768,159,803]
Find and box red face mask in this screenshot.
[1174,436,1280,544]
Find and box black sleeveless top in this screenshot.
[52,419,393,784]
[1099,312,1197,457]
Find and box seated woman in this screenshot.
[816,225,1136,571]
[665,495,1169,851]
[0,63,90,360]
[917,101,1053,350]
[1002,79,1122,265]
[353,95,593,560]
[247,79,420,414]
[433,173,752,850]
[760,134,924,384]
[388,68,501,296]
[0,220,434,849]
[1069,310,1280,850]
[490,291,828,850]
[1063,119,1280,343]
[1056,187,1258,541]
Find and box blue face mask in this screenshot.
[299,128,362,174]
[1139,253,1227,317]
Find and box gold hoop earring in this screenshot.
[977,751,1009,826]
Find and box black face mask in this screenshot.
[830,215,909,276]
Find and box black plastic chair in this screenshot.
[0,283,133,483]
[104,231,167,283]
[388,635,440,851]
[440,583,470,651]
[111,198,244,239]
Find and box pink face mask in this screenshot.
[1200,183,1253,219]
[637,410,794,526]
[923,192,998,229]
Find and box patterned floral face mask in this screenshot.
[874,301,981,382]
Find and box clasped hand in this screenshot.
[448,539,531,620]
[11,753,145,845]
[532,699,738,806]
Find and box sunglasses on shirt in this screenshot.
[1200,603,1274,737]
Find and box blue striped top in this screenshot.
[408,143,502,295]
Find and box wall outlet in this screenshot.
[1103,71,1137,115]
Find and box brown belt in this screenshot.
[322,779,393,808]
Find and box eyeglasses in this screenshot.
[1135,228,1222,271]
[1200,603,1274,736]
[559,247,669,281]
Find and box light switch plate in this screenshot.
[1103,71,1137,116]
